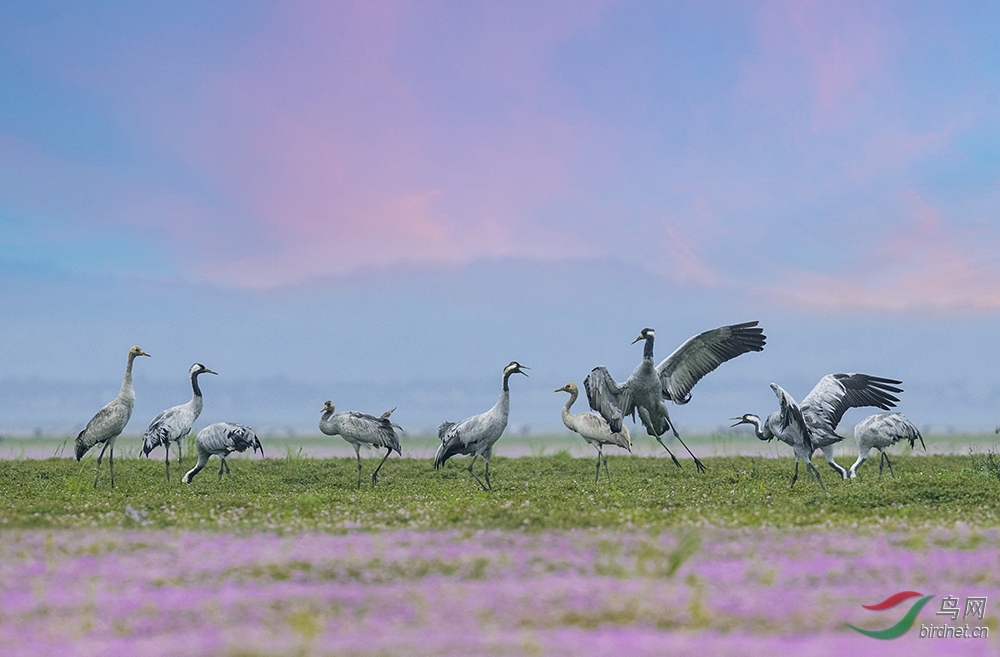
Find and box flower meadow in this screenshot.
[1,527,997,657]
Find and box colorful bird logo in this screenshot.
[847,591,935,639]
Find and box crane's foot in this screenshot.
[693,458,707,474]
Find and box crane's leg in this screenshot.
[371,447,392,487]
[354,446,363,489]
[884,452,896,478]
[821,446,847,479]
[848,450,869,479]
[878,451,897,479]
[790,459,800,488]
[109,446,115,488]
[218,456,226,480]
[224,458,231,475]
[594,447,602,483]
[177,437,183,468]
[484,455,493,491]
[654,436,683,469]
[807,461,826,491]
[602,448,612,483]
[667,415,707,473]
[93,441,110,488]
[673,435,706,473]
[164,443,171,482]
[467,454,488,491]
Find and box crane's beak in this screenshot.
[518,366,529,377]
[631,334,644,345]
[730,417,746,427]
[204,368,218,375]
[140,350,151,357]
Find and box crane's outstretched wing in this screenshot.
[584,366,633,434]
[770,382,812,454]
[801,373,903,444]
[656,321,766,404]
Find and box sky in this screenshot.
[1,1,1000,439]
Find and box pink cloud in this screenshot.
[737,0,891,132]
[129,1,618,288]
[762,191,1000,312]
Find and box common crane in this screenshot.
[731,373,903,489]
[74,345,151,488]
[555,382,631,483]
[181,422,263,483]
[585,322,766,473]
[434,361,528,491]
[319,401,402,488]
[142,363,217,480]
[848,412,924,479]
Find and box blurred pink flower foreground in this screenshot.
[0,528,996,656]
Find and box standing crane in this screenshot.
[319,401,402,488]
[434,361,528,491]
[142,363,217,481]
[181,422,263,483]
[74,345,151,488]
[585,322,766,473]
[731,373,903,489]
[848,412,924,479]
[555,382,631,483]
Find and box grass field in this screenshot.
[1,451,999,531]
[2,450,999,656]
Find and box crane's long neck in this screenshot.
[188,371,205,416]
[642,336,655,361]
[495,373,513,417]
[746,415,769,441]
[319,410,336,434]
[120,352,138,400]
[190,371,203,399]
[502,370,515,393]
[561,388,578,424]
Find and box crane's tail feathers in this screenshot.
[141,426,169,457]
[611,432,631,452]
[433,444,447,469]
[74,430,90,461]
[437,421,456,442]
[433,438,462,469]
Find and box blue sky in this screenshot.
[1,1,999,436]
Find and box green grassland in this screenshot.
[2,448,999,532]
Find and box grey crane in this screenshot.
[181,422,263,483]
[141,363,217,480]
[585,322,766,473]
[848,412,924,479]
[731,373,903,489]
[319,401,402,488]
[74,345,151,488]
[555,382,631,483]
[434,361,528,491]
